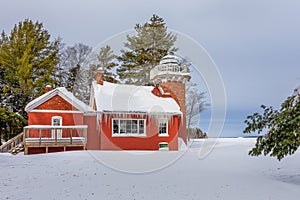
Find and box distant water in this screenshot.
[199,109,263,138]
[243,135,260,138]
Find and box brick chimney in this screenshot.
[96,66,104,85]
[45,85,52,93]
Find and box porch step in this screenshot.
[0,132,24,154]
[9,143,24,155]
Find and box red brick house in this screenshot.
[23,55,190,154]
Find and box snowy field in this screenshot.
[1,138,300,200]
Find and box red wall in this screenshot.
[28,147,46,154]
[27,146,84,155]
[28,112,84,126]
[84,115,100,150]
[27,112,84,138]
[99,114,180,150]
[27,94,84,138]
[36,95,78,110]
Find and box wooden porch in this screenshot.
[23,125,88,155]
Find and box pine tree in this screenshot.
[117,14,177,85]
[0,106,27,141]
[96,45,118,83]
[244,86,300,160]
[0,19,60,118]
[51,39,67,88]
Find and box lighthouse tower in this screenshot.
[150,55,190,143]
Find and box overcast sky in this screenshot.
[1,0,300,136]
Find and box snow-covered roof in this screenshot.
[25,87,93,112]
[159,55,179,65]
[91,81,181,114]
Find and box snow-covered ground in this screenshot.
[1,138,300,200]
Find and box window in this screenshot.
[52,117,62,126]
[158,119,168,136]
[112,119,146,136]
[159,142,169,150]
[51,116,62,138]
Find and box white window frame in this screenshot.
[51,116,62,139]
[158,119,169,137]
[112,118,146,137]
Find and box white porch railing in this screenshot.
[23,125,87,146]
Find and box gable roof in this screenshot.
[91,81,181,114]
[25,87,93,112]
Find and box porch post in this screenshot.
[55,128,57,144]
[23,128,25,143]
[84,128,87,142]
[24,128,28,155]
[39,129,42,145]
[84,127,87,150]
[70,129,73,144]
[24,146,28,155]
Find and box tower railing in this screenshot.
[150,64,189,80]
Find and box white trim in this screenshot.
[112,118,146,137]
[30,109,84,114]
[158,133,169,137]
[112,134,147,137]
[158,85,170,95]
[24,125,88,129]
[26,137,85,142]
[83,112,97,116]
[102,110,182,116]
